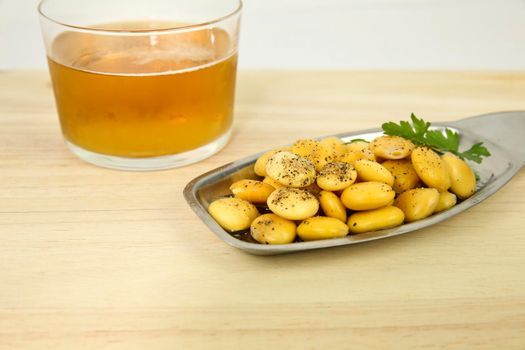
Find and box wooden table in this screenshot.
[1,71,524,349]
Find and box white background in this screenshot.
[1,0,525,70]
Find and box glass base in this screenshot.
[65,129,231,171]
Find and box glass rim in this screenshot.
[38,0,243,34]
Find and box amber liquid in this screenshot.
[48,22,237,157]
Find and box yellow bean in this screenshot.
[354,159,395,186]
[312,146,335,171]
[341,142,376,164]
[304,182,323,197]
[297,216,349,241]
[292,139,320,159]
[250,214,296,244]
[317,162,357,191]
[208,197,259,232]
[434,191,457,213]
[411,147,451,192]
[312,137,347,171]
[369,136,415,160]
[291,138,337,171]
[361,148,376,162]
[339,151,363,165]
[394,188,439,222]
[230,179,275,204]
[442,152,476,199]
[267,187,319,220]
[263,176,285,189]
[319,190,347,222]
[382,159,420,193]
[348,206,405,234]
[254,147,290,177]
[346,141,370,153]
[266,151,316,188]
[340,181,395,211]
[320,136,347,160]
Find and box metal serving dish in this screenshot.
[184,111,525,255]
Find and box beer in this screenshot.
[47,22,237,158]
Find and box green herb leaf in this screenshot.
[458,142,491,164]
[382,113,491,163]
[348,138,368,143]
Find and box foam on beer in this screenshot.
[51,22,234,76]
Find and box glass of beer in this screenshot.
[38,0,241,170]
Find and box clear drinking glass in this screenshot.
[38,0,241,170]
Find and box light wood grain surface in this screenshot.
[1,71,524,350]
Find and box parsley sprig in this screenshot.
[382,113,490,163]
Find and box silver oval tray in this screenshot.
[184,111,525,255]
